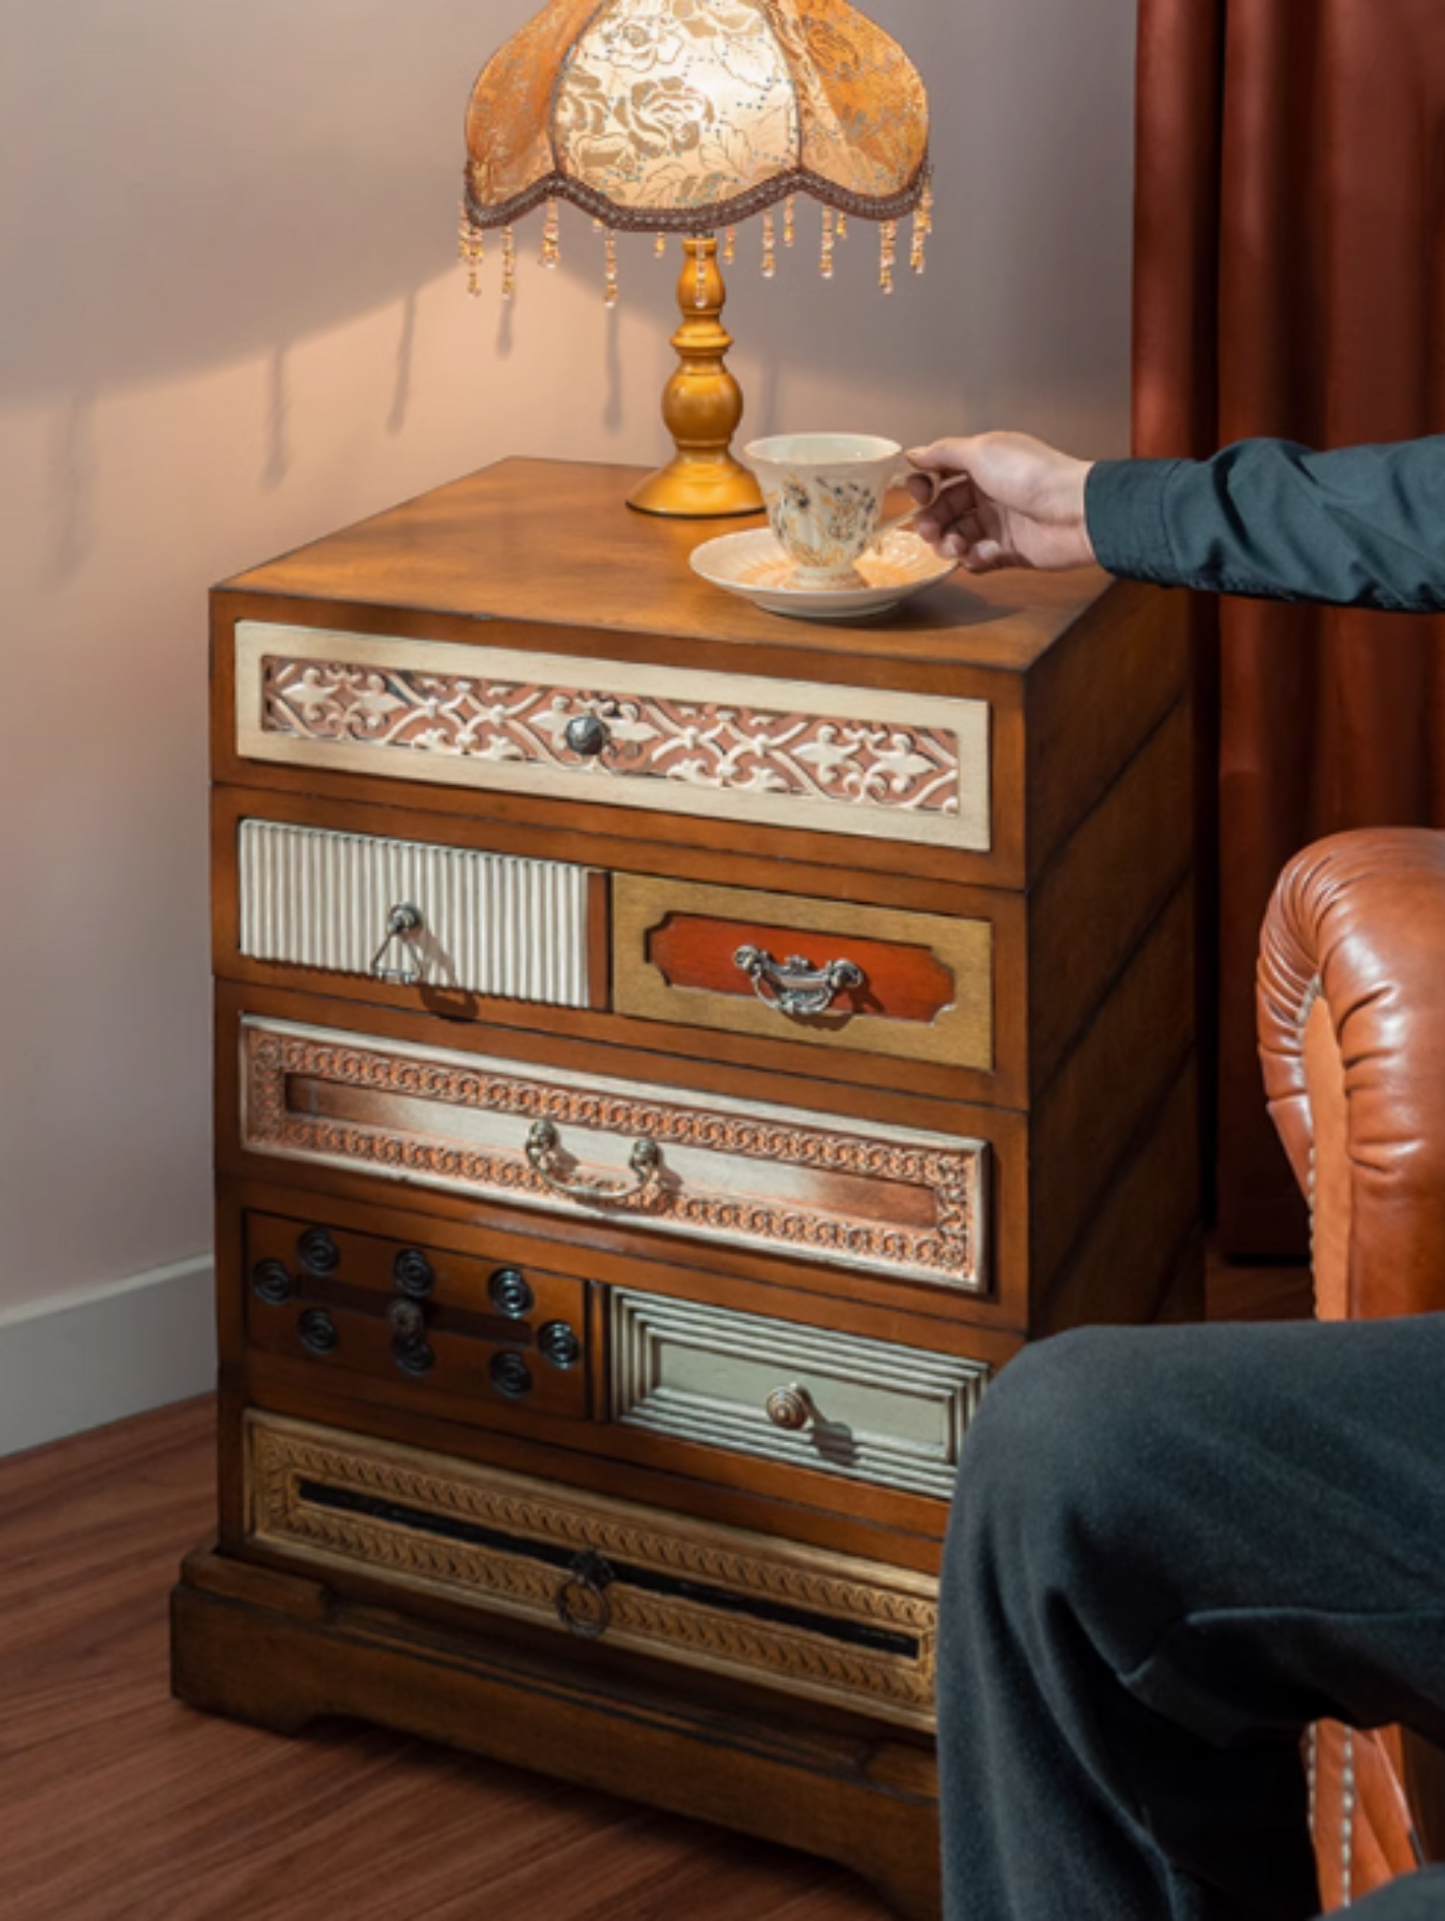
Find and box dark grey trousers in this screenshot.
[937,1317,1445,1920]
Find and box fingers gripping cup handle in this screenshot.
[874,468,972,544]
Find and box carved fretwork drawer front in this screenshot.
[243,1211,588,1418]
[233,622,991,852]
[246,1410,939,1729]
[238,1015,988,1291]
[613,873,994,1073]
[610,1290,989,1498]
[237,818,599,1009]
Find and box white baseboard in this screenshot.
[0,1255,216,1457]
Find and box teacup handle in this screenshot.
[873,468,972,544]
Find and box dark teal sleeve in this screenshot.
[1084,437,1445,611]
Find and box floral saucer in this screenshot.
[689,527,956,621]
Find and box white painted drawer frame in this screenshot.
[234,622,992,851]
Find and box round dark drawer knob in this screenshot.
[489,1267,534,1319]
[296,1229,341,1275]
[251,1259,293,1304]
[393,1248,436,1299]
[564,712,609,758]
[393,1336,435,1379]
[538,1321,581,1369]
[490,1351,534,1398]
[387,1298,427,1342]
[298,1309,339,1355]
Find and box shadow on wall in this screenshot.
[0,0,550,401]
[0,0,1137,566]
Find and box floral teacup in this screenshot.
[744,433,958,585]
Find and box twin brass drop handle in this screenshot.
[733,945,864,1018]
[525,1117,662,1205]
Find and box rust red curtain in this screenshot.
[1134,0,1445,1255]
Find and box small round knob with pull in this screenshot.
[296,1229,341,1275]
[369,903,425,985]
[765,1383,820,1432]
[564,713,610,758]
[251,1259,294,1304]
[490,1351,534,1398]
[392,1248,435,1300]
[387,1298,427,1343]
[538,1321,582,1369]
[489,1267,534,1319]
[556,1550,615,1639]
[298,1308,339,1356]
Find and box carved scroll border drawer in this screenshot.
[238,1016,988,1289]
[613,873,994,1070]
[246,1410,939,1728]
[238,818,596,1007]
[611,1288,990,1498]
[233,622,991,851]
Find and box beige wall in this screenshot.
[0,0,1136,1335]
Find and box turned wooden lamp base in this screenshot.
[171,1540,943,1921]
[627,236,765,520]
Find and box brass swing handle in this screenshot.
[733,945,864,1018]
[369,903,425,984]
[525,1118,662,1206]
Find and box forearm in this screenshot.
[1086,436,1445,611]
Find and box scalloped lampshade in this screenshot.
[459,0,933,517]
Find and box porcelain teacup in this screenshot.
[743,433,963,585]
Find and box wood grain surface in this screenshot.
[0,1397,887,1921]
[0,1256,1301,1921]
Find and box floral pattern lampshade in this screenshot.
[460,0,932,297]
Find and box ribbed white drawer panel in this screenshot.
[237,820,590,1007]
[611,1290,988,1498]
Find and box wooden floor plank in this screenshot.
[0,1399,884,1921]
[0,1250,1307,1920]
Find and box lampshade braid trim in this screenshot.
[462,156,930,233]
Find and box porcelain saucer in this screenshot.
[689,527,956,620]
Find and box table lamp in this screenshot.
[459,0,932,518]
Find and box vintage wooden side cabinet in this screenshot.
[172,458,1199,1921]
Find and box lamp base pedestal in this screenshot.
[627,235,764,521]
[627,453,762,519]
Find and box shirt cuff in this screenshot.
[1085,458,1186,583]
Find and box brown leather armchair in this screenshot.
[1259,828,1445,1906]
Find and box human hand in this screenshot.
[905,432,1097,573]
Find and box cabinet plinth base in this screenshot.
[170,1541,942,1921]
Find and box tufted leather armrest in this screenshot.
[1258,828,1445,1894]
[1258,828,1445,1321]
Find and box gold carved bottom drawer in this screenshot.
[246,1410,939,1729]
